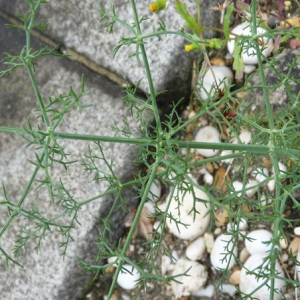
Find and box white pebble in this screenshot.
[194,126,221,157]
[297,250,300,281]
[244,64,256,73]
[214,227,222,235]
[147,179,162,202]
[276,162,287,174]
[186,237,206,261]
[204,232,214,253]
[107,256,118,267]
[232,181,244,197]
[161,255,172,275]
[245,179,259,198]
[210,233,237,270]
[165,183,211,240]
[219,284,237,297]
[204,170,214,185]
[267,179,276,192]
[239,247,250,263]
[239,129,252,144]
[192,284,214,297]
[294,227,300,236]
[171,259,208,298]
[143,201,156,214]
[117,264,141,290]
[239,218,248,231]
[153,220,164,235]
[172,250,178,262]
[245,229,273,255]
[227,22,273,65]
[259,194,268,206]
[198,66,233,101]
[252,167,269,183]
[281,253,289,263]
[240,253,286,299]
[220,149,233,163]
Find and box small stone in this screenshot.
[227,22,273,65]
[239,247,250,264]
[206,162,214,173]
[192,284,214,297]
[219,284,237,297]
[281,253,289,263]
[214,227,222,235]
[238,218,248,231]
[214,205,230,226]
[153,220,164,235]
[165,181,211,240]
[161,255,172,275]
[294,227,300,236]
[171,259,208,298]
[239,129,252,144]
[188,110,196,119]
[204,232,214,253]
[262,157,272,168]
[229,270,241,285]
[279,236,289,249]
[186,237,206,261]
[288,237,300,256]
[240,253,286,299]
[232,181,244,197]
[107,256,118,267]
[194,126,221,157]
[252,167,269,183]
[220,149,233,164]
[198,66,233,101]
[214,167,230,192]
[268,179,276,192]
[204,170,214,185]
[245,229,273,255]
[242,203,252,212]
[245,179,259,198]
[210,233,237,270]
[117,264,141,290]
[210,57,226,66]
[148,179,162,202]
[244,64,256,73]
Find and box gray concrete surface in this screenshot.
[0,0,220,103]
[0,15,139,300]
[242,48,300,113]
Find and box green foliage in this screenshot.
[0,0,300,299]
[175,0,202,35]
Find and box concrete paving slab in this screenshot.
[0,0,220,101]
[0,15,139,300]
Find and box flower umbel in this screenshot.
[149,0,166,13]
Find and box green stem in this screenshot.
[107,157,162,298]
[1,126,299,155]
[0,154,43,240]
[130,0,162,134]
[24,1,50,128]
[250,2,279,299]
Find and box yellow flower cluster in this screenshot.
[149,0,166,13]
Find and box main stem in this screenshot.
[130,0,163,135]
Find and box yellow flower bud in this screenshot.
[149,3,159,13]
[149,0,166,13]
[185,44,199,52]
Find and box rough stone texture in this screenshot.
[241,48,300,113]
[0,0,220,101]
[0,17,139,300]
